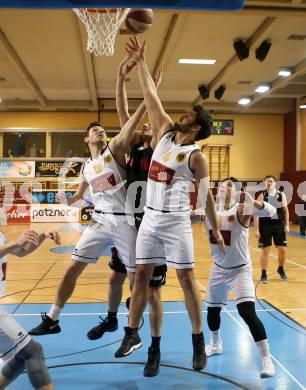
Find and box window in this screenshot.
[3,132,46,158]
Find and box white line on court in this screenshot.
[4,309,281,316]
[195,280,306,389]
[225,309,306,390]
[252,248,306,270]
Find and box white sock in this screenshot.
[48,304,62,321]
[211,330,221,345]
[256,339,270,358]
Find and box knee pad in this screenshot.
[237,301,266,342]
[237,301,255,319]
[16,339,52,389]
[207,307,222,331]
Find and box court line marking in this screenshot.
[7,308,306,316]
[195,280,305,390]
[252,248,306,270]
[225,308,306,390]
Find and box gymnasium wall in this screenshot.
[0,111,284,180]
[301,109,306,171]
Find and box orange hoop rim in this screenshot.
[79,8,126,13]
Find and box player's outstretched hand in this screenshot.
[125,36,146,63]
[44,231,61,245]
[118,54,137,78]
[15,231,39,248]
[213,229,225,253]
[154,67,163,88]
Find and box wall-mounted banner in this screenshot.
[6,205,31,224]
[35,161,83,177]
[30,204,79,223]
[80,206,94,222]
[32,191,75,204]
[0,161,35,178]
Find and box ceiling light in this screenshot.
[278,68,292,77]
[233,39,249,61]
[179,59,216,65]
[238,97,251,105]
[198,84,210,100]
[255,40,272,62]
[214,85,226,100]
[255,84,271,93]
[300,97,306,109]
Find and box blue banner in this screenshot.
[0,1,244,11]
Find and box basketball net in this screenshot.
[73,8,130,56]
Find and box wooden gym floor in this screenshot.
[1,221,306,328]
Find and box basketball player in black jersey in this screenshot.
[86,57,165,377]
[254,175,289,282]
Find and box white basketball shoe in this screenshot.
[260,355,276,378]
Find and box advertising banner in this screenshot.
[6,205,31,224]
[30,204,79,223]
[35,161,83,177]
[32,191,75,204]
[80,206,94,222]
[0,161,35,178]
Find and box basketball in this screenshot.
[125,8,154,34]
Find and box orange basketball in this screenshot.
[125,8,154,34]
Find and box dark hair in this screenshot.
[85,121,103,137]
[264,175,277,181]
[193,105,212,141]
[221,177,240,191]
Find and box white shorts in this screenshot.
[206,264,255,307]
[136,209,194,270]
[72,214,137,272]
[0,313,31,360]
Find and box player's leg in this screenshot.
[143,265,167,377]
[87,247,127,340]
[115,215,164,358]
[258,226,272,283]
[29,223,109,336]
[0,315,53,389]
[237,301,275,378]
[205,266,229,356]
[233,268,275,378]
[274,227,288,280]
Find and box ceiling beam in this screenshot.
[75,17,98,110]
[243,58,306,109]
[193,17,276,106]
[152,13,188,78]
[0,27,47,106]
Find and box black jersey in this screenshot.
[126,143,153,211]
[259,190,285,226]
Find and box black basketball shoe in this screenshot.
[87,316,118,340]
[115,327,142,357]
[143,347,160,377]
[192,333,207,371]
[29,313,61,336]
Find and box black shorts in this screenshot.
[258,224,287,247]
[109,247,167,288]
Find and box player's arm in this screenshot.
[116,55,137,127]
[1,230,60,258]
[56,165,88,206]
[238,192,277,226]
[190,151,225,252]
[126,36,173,140]
[253,192,263,238]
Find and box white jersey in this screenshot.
[0,232,7,298]
[82,145,127,214]
[146,131,200,213]
[205,203,251,269]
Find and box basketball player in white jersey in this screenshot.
[29,55,150,336]
[0,229,59,389]
[115,37,224,372]
[205,177,276,378]
[86,61,166,377]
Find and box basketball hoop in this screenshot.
[73,8,130,56]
